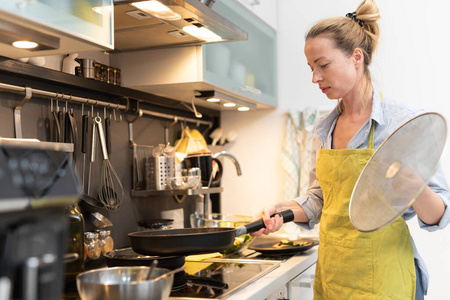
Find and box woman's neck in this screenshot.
[340,79,373,119]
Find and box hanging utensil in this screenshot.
[95,115,124,210]
[104,107,112,155]
[81,107,89,190]
[79,109,103,212]
[349,113,447,232]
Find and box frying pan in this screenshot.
[349,113,447,232]
[129,210,295,256]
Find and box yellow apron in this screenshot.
[313,120,416,300]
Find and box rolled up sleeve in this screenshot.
[418,165,450,231]
[293,134,324,230]
[403,165,450,231]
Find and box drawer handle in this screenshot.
[240,85,261,95]
[291,274,315,288]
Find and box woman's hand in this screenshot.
[250,206,284,237]
[250,201,310,237]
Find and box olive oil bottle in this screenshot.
[63,203,85,299]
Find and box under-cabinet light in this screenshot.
[238,107,250,111]
[223,102,236,107]
[207,97,220,103]
[0,19,60,51]
[131,1,181,21]
[182,25,222,42]
[12,41,38,49]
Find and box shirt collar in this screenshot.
[315,84,385,144]
[371,85,385,127]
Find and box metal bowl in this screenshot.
[76,266,173,300]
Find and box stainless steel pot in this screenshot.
[76,266,173,300]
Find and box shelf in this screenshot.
[0,56,220,119]
[131,187,223,197]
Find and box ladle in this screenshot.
[145,259,158,281]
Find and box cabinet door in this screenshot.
[0,0,113,49]
[203,0,277,107]
[288,263,316,299]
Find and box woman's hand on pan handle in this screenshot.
[251,201,308,237]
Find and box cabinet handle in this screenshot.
[291,274,315,288]
[240,85,261,95]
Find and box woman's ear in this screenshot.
[353,48,364,67]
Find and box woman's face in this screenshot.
[305,35,360,100]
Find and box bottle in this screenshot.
[63,203,85,299]
[62,53,80,75]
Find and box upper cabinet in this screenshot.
[0,0,114,58]
[111,0,277,110]
[204,0,277,107]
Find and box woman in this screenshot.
[252,0,450,299]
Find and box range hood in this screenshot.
[113,0,247,52]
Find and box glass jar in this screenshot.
[98,230,114,255]
[114,68,121,85]
[85,232,101,260]
[107,67,114,84]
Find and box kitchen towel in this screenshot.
[281,108,319,202]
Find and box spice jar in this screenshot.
[107,67,114,84]
[98,230,114,255]
[84,232,101,260]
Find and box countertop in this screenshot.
[226,246,318,300]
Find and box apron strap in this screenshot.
[367,92,383,150]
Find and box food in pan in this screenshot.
[273,239,314,248]
[222,234,252,254]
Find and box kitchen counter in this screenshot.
[226,247,318,300]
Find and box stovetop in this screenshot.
[167,245,304,300]
[169,258,279,299]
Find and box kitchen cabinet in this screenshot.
[288,262,316,299]
[0,0,114,58]
[205,0,277,107]
[110,0,277,110]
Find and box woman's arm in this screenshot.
[413,187,445,225]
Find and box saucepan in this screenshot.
[129,210,294,256]
[76,266,175,300]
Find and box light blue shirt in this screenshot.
[294,86,450,293]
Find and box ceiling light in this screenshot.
[223,102,236,107]
[12,41,38,49]
[131,1,181,21]
[207,97,220,103]
[238,107,250,111]
[182,25,222,42]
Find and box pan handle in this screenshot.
[235,209,295,236]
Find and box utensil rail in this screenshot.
[0,81,213,126]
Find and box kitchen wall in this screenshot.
[221,1,450,299]
[0,66,209,249]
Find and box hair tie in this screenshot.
[346,11,364,28]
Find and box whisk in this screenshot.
[95,116,124,210]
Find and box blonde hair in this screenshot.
[306,0,380,108]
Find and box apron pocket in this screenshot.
[316,233,373,298]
